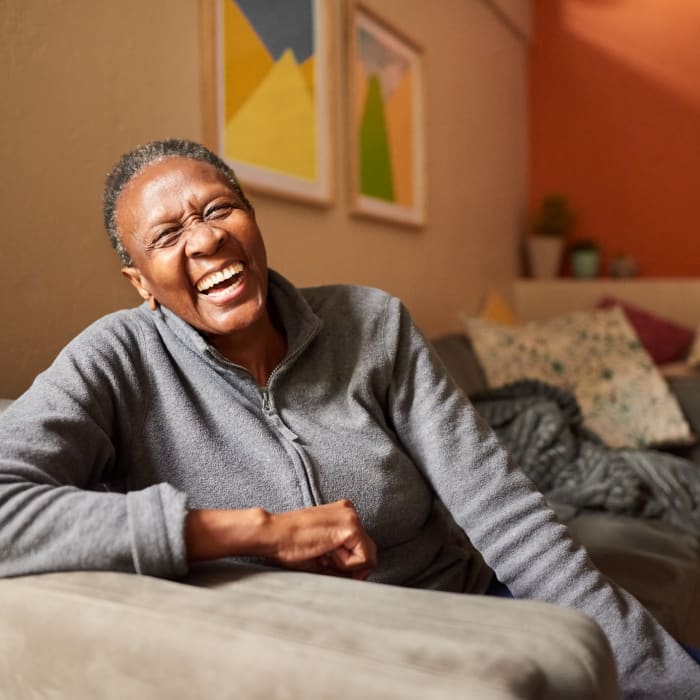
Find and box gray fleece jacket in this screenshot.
[0,270,698,697]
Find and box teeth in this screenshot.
[196,262,244,292]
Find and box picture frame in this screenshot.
[347,2,426,227]
[200,0,334,205]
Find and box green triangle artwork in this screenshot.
[351,5,425,226]
[360,75,395,202]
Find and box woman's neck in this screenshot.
[208,312,287,386]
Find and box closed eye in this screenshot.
[147,226,182,250]
[204,203,235,219]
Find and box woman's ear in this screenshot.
[121,267,159,310]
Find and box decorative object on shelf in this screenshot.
[199,0,334,204]
[527,193,575,278]
[347,2,426,227]
[610,254,639,278]
[569,239,601,278]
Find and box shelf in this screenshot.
[513,278,700,325]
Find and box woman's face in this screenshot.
[117,156,270,340]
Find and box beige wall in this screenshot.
[0,0,530,397]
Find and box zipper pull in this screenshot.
[260,387,271,413]
[259,389,297,441]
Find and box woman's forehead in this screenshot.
[116,157,235,228]
[132,156,228,191]
[123,157,232,203]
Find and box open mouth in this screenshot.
[196,262,245,295]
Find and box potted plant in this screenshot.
[527,194,575,278]
[569,239,600,278]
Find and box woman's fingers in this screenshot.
[329,532,377,570]
[269,499,377,577]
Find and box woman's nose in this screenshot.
[184,221,225,257]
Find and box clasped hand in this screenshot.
[186,499,377,580]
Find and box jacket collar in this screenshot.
[153,269,322,370]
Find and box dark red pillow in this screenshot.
[596,296,695,365]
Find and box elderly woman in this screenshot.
[0,139,698,697]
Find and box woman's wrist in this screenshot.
[185,507,271,561]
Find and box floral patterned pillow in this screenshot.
[460,306,693,449]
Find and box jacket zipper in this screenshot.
[260,387,271,413]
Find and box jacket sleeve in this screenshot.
[382,297,700,698]
[0,315,188,579]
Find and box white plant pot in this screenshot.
[527,237,564,278]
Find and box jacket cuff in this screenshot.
[126,484,189,578]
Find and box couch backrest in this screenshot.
[430,334,486,397]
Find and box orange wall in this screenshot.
[529,0,700,277]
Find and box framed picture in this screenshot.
[347,3,426,227]
[200,0,334,204]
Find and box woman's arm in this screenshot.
[186,500,377,580]
[381,298,700,697]
[0,314,189,579]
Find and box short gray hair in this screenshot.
[103,139,252,265]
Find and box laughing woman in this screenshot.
[0,139,698,697]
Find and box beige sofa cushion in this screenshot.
[568,513,700,647]
[0,566,618,699]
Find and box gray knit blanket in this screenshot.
[470,380,700,537]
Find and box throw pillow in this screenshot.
[460,307,693,449]
[479,290,518,325]
[687,330,700,368]
[596,296,694,365]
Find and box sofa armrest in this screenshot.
[0,566,618,699]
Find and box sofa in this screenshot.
[3,326,700,698]
[0,394,625,699]
[4,320,700,698]
[0,564,619,699]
